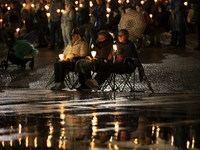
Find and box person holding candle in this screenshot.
[51,28,88,90]
[75,30,114,91]
[61,1,74,47]
[85,29,138,90]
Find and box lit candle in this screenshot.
[141,0,144,5]
[57,9,60,13]
[61,9,64,13]
[79,4,83,8]
[118,0,121,4]
[91,44,94,49]
[113,44,117,63]
[149,14,153,19]
[106,7,111,13]
[184,1,188,6]
[106,14,109,24]
[126,0,129,3]
[154,0,157,3]
[7,7,10,10]
[75,7,78,11]
[107,0,111,2]
[31,4,34,8]
[59,54,64,61]
[5,4,7,7]
[23,3,26,7]
[16,28,20,33]
[0,19,3,24]
[45,5,49,10]
[89,1,93,7]
[91,51,96,58]
[75,1,78,5]
[46,13,50,18]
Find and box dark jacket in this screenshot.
[33,9,48,28]
[93,2,106,22]
[94,32,113,59]
[189,0,200,24]
[77,0,90,26]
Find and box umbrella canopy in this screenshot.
[118,9,146,42]
[22,30,40,44]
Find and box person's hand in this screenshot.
[171,11,175,19]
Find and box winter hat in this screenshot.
[71,28,82,37]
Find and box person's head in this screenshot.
[71,28,82,42]
[39,3,44,10]
[98,30,108,42]
[118,29,129,43]
[136,3,143,12]
[10,1,15,8]
[65,0,70,8]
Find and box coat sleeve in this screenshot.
[79,41,88,57]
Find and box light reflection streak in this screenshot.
[114,144,119,150]
[34,137,37,148]
[115,121,119,140]
[19,138,21,145]
[10,140,12,146]
[47,135,52,147]
[134,138,138,144]
[26,136,28,147]
[191,137,195,149]
[156,126,160,137]
[19,124,22,134]
[171,135,174,146]
[2,141,4,147]
[186,141,190,149]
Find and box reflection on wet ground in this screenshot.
[0,89,200,150]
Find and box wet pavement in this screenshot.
[0,32,200,150]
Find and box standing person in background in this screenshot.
[49,0,63,49]
[61,1,74,47]
[93,0,106,23]
[188,0,200,51]
[21,0,34,33]
[77,0,90,27]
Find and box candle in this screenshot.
[46,13,50,18]
[16,28,20,33]
[91,51,96,58]
[61,9,64,13]
[0,19,3,24]
[118,0,121,4]
[57,9,60,13]
[106,7,111,13]
[89,1,93,7]
[113,44,117,63]
[75,7,78,11]
[91,44,94,49]
[184,1,188,6]
[7,7,10,10]
[106,14,109,24]
[59,54,64,61]
[5,4,7,7]
[75,1,78,5]
[45,5,49,10]
[31,4,34,8]
[141,0,144,5]
[107,0,111,2]
[126,0,129,3]
[149,14,153,19]
[154,0,157,3]
[79,4,83,8]
[23,3,26,7]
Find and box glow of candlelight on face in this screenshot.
[141,0,144,5]
[31,4,34,7]
[57,9,60,13]
[184,1,188,6]
[75,1,78,5]
[16,28,20,33]
[59,54,64,60]
[45,5,49,10]
[149,14,153,18]
[7,7,10,10]
[23,3,26,7]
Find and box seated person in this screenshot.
[85,29,138,90]
[75,30,114,91]
[51,28,88,90]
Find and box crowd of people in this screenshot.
[0,0,199,91]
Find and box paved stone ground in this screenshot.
[0,32,200,94]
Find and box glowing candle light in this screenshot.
[126,0,129,3]
[118,0,121,4]
[149,14,153,19]
[16,28,20,33]
[7,7,10,10]
[184,1,188,6]
[45,5,49,10]
[75,7,78,11]
[91,51,96,58]
[106,13,109,23]
[107,7,111,13]
[75,1,78,5]
[57,9,60,13]
[113,44,117,63]
[47,12,50,18]
[141,0,144,4]
[79,3,83,8]
[5,4,8,7]
[23,3,26,7]
[0,19,3,24]
[31,4,34,7]
[59,54,64,61]
[90,1,93,7]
